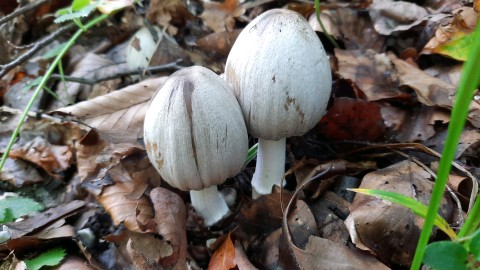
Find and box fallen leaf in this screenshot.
[422,7,478,61]
[54,77,168,138]
[200,0,245,32]
[126,231,174,269]
[0,158,43,186]
[146,0,184,35]
[345,160,453,267]
[208,232,236,270]
[150,187,187,268]
[335,49,410,101]
[234,240,258,270]
[54,53,123,106]
[316,97,386,141]
[9,136,72,177]
[53,256,96,270]
[196,29,242,56]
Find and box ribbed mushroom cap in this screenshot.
[144,66,248,191]
[225,9,332,140]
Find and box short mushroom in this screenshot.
[144,66,248,226]
[225,9,332,196]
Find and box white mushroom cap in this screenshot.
[144,66,248,191]
[225,9,332,140]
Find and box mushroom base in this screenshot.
[190,185,230,226]
[251,138,286,198]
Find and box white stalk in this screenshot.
[251,138,286,198]
[190,185,229,226]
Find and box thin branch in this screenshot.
[49,60,186,85]
[0,0,51,26]
[0,23,76,78]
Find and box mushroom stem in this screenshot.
[189,185,229,226]
[251,138,286,198]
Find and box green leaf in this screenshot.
[433,31,476,61]
[470,230,480,261]
[43,42,69,59]
[423,241,468,270]
[0,196,43,223]
[54,3,97,23]
[245,143,258,165]
[24,247,66,270]
[72,0,91,11]
[348,189,457,239]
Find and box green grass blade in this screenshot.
[411,21,480,269]
[349,188,457,239]
[245,143,258,165]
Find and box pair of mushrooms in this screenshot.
[144,9,332,226]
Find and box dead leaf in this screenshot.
[54,53,123,106]
[287,200,319,249]
[200,0,245,32]
[369,0,446,35]
[281,170,389,269]
[335,49,410,101]
[53,256,96,270]
[345,160,453,267]
[389,53,480,127]
[234,240,258,270]
[150,187,187,268]
[54,77,168,138]
[316,97,386,141]
[422,7,478,60]
[9,136,72,177]
[208,232,236,270]
[0,158,43,186]
[146,0,184,35]
[126,231,174,270]
[196,29,242,56]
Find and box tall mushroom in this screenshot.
[144,66,248,226]
[225,9,332,196]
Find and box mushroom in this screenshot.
[144,66,248,226]
[225,9,332,196]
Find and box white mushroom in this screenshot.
[144,66,248,226]
[225,9,332,196]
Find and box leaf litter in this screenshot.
[0,0,479,269]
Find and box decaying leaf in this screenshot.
[196,29,242,56]
[345,160,453,267]
[200,0,245,32]
[335,49,410,101]
[9,136,72,177]
[126,231,174,269]
[208,232,236,270]
[146,0,184,35]
[389,53,480,127]
[316,97,386,141]
[54,77,168,138]
[0,158,43,186]
[282,175,389,269]
[150,187,187,268]
[54,53,123,106]
[422,7,478,60]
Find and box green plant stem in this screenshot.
[410,23,480,270]
[314,0,340,49]
[0,13,109,172]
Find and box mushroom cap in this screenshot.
[225,9,332,140]
[144,66,248,191]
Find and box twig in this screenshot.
[49,60,186,85]
[0,0,50,26]
[0,23,76,79]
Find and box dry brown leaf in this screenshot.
[234,240,258,270]
[150,187,187,268]
[54,77,167,138]
[53,256,96,270]
[208,232,236,270]
[126,231,174,270]
[282,178,388,269]
[146,0,183,35]
[55,53,122,106]
[335,49,410,101]
[0,158,43,186]
[9,136,72,177]
[200,0,245,32]
[345,160,453,267]
[316,97,386,141]
[287,200,319,249]
[368,0,447,35]
[389,53,480,127]
[97,176,154,232]
[196,29,242,56]
[422,7,477,57]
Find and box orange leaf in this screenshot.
[208,233,236,270]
